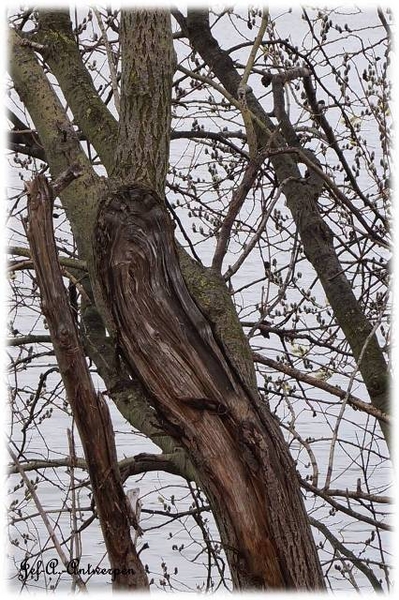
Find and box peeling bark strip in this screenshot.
[25,175,149,591]
[94,182,325,590]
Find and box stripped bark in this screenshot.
[8,7,390,591]
[94,182,325,590]
[25,173,149,590]
[9,21,190,479]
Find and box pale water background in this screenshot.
[5,5,392,594]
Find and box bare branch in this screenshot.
[93,8,120,114]
[25,172,149,590]
[300,478,391,531]
[7,246,87,271]
[309,517,384,591]
[212,154,265,272]
[7,335,53,347]
[266,146,389,249]
[253,352,390,424]
[324,318,386,489]
[237,8,269,157]
[9,447,87,591]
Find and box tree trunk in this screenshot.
[114,10,175,192]
[10,7,327,589]
[89,8,325,589]
[94,182,325,590]
[9,10,199,486]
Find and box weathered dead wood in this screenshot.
[25,174,149,590]
[94,182,326,590]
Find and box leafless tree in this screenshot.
[6,5,392,592]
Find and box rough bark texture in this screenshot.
[94,182,325,590]
[11,9,260,402]
[8,27,100,262]
[114,10,176,193]
[10,9,390,444]
[10,6,389,590]
[13,8,326,588]
[10,9,328,590]
[25,174,149,590]
[113,8,258,397]
[9,17,202,489]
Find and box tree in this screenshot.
[7,6,392,593]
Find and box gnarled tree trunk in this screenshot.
[93,182,325,589]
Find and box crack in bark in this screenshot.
[94,181,326,590]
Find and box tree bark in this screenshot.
[36,9,118,173]
[91,8,325,589]
[25,172,149,590]
[8,6,391,591]
[114,10,176,193]
[8,27,101,262]
[94,182,325,590]
[16,9,259,398]
[9,22,192,479]
[11,7,325,589]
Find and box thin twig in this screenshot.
[224,177,296,281]
[212,154,265,272]
[279,421,319,487]
[253,352,389,424]
[247,226,299,338]
[300,476,391,531]
[266,146,390,249]
[238,8,269,157]
[323,317,385,490]
[239,9,269,88]
[9,447,87,591]
[67,428,83,592]
[177,64,272,137]
[93,8,120,114]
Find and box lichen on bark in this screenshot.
[177,249,258,393]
